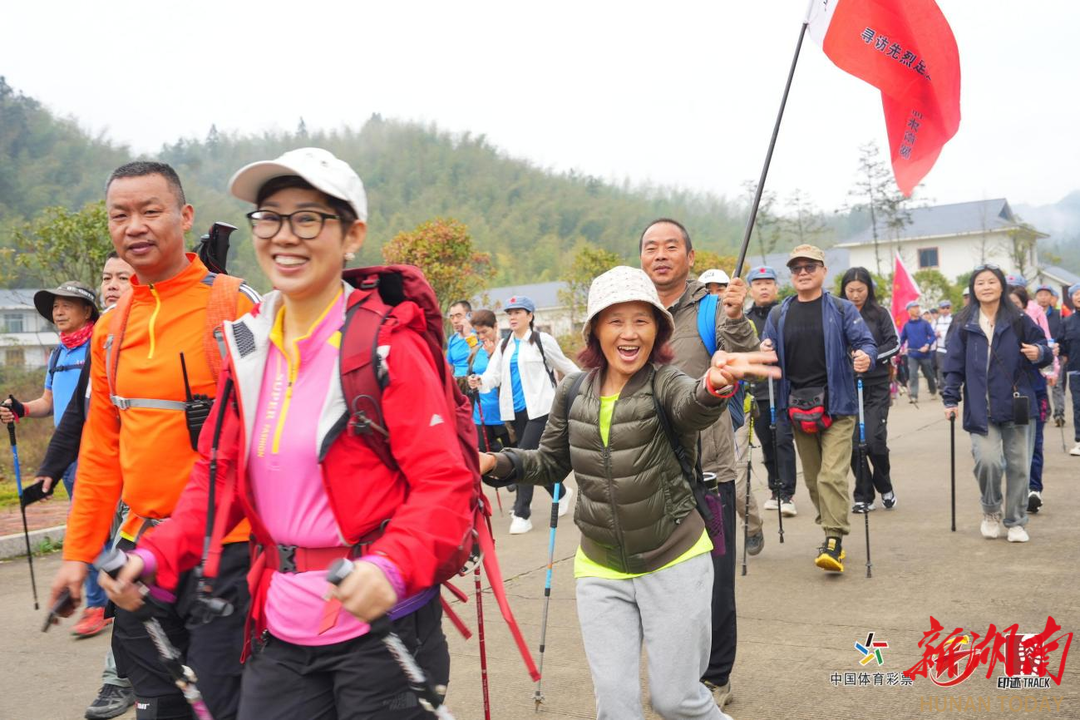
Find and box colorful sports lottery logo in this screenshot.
[856,632,889,666]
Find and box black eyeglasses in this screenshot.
[246,210,339,240]
[789,262,822,276]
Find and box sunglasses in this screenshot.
[972,263,1001,273]
[788,262,822,276]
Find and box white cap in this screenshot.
[699,268,730,286]
[228,147,368,222]
[583,266,674,339]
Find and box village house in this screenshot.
[0,289,59,369]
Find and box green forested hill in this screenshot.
[1,77,860,289]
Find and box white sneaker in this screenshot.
[780,498,797,517]
[1007,525,1030,543]
[980,512,1004,539]
[763,494,779,511]
[509,516,533,535]
[557,486,573,517]
[1071,442,1080,457]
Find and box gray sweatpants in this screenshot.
[576,552,729,720]
[971,422,1030,528]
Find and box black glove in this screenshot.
[3,394,26,421]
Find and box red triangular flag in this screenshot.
[809,0,962,196]
[891,252,921,331]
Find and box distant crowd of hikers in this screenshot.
[5,147,1075,720]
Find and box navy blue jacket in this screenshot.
[941,308,1052,435]
[763,292,877,417]
[900,318,936,358]
[1060,312,1080,375]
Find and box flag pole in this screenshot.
[735,0,816,278]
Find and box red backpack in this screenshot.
[340,264,540,682]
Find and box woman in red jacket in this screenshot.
[102,148,474,720]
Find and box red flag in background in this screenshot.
[891,252,921,331]
[809,0,961,196]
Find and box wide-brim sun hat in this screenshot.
[582,266,674,340]
[228,147,368,222]
[34,281,100,324]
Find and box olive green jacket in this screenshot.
[667,280,759,483]
[493,363,727,574]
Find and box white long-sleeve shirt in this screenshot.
[479,329,578,421]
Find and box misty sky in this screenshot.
[3,1,1077,214]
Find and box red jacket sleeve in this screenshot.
[366,315,474,596]
[138,368,246,592]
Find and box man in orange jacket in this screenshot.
[48,161,258,720]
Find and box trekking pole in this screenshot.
[96,549,215,720]
[534,480,564,711]
[326,559,456,720]
[950,414,956,532]
[768,378,784,544]
[5,411,39,609]
[857,376,872,579]
[472,391,503,516]
[474,564,491,720]
[742,409,753,577]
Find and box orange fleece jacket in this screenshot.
[64,255,256,563]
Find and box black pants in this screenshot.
[851,380,894,503]
[475,423,510,453]
[112,541,250,720]
[703,480,737,687]
[511,410,557,519]
[238,598,448,720]
[752,398,797,499]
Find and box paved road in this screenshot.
[2,394,1078,719]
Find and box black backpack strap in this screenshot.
[46,346,62,381]
[562,371,589,425]
[649,371,716,526]
[533,331,558,388]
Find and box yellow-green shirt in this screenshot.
[575,391,712,579]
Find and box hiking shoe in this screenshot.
[980,513,1004,539]
[746,531,765,556]
[1053,415,1065,428]
[1027,491,1042,514]
[851,502,871,514]
[1071,442,1080,457]
[705,680,733,708]
[763,493,779,511]
[85,684,135,720]
[780,497,797,517]
[72,607,110,638]
[509,515,533,535]
[881,492,897,510]
[1007,526,1030,543]
[815,537,845,572]
[557,486,573,517]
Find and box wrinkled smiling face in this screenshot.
[595,301,657,378]
[640,222,694,294]
[52,297,92,333]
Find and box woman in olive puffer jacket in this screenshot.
[480,267,778,720]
